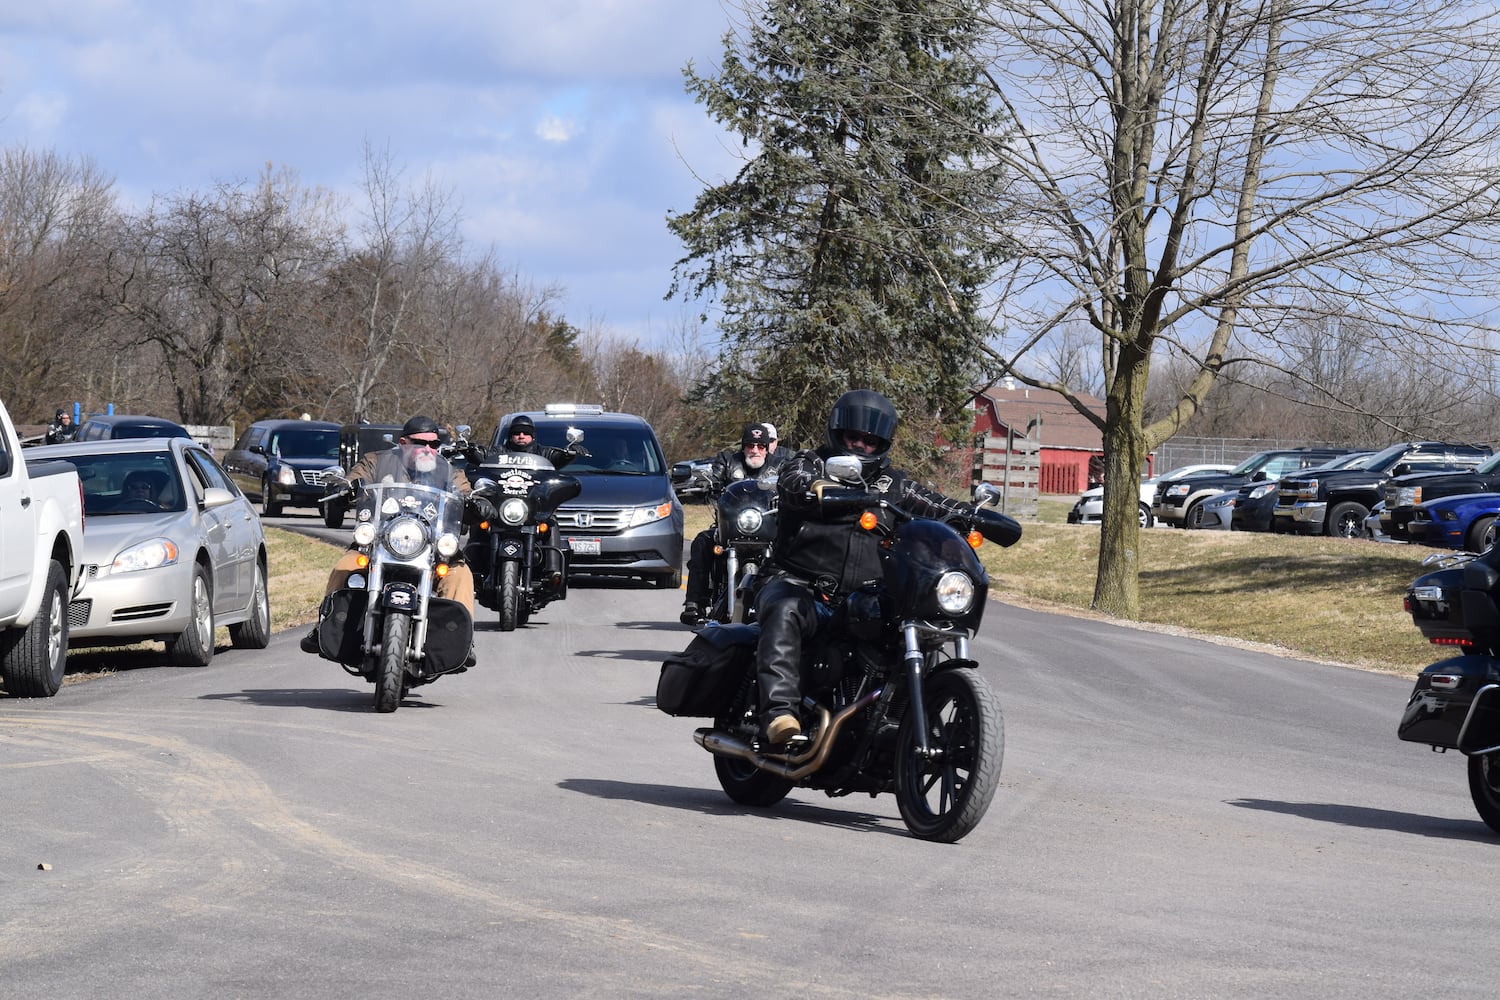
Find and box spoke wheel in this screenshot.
[375,613,409,713]
[894,668,1004,842]
[1329,502,1368,539]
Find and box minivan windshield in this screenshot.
[531,423,666,475]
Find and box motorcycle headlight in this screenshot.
[111,537,179,574]
[384,517,428,559]
[353,522,377,546]
[735,508,764,533]
[500,497,529,526]
[935,570,975,616]
[436,532,460,558]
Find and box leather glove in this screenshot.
[344,477,364,501]
[468,495,498,523]
[567,443,591,458]
[972,506,1023,548]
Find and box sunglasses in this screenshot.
[743,442,767,450]
[510,430,533,437]
[406,437,440,449]
[843,430,882,446]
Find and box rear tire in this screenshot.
[375,613,409,713]
[0,560,69,698]
[1137,503,1154,528]
[167,565,214,667]
[894,668,1004,843]
[321,501,345,529]
[1468,753,1500,835]
[229,560,271,649]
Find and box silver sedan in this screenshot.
[28,437,270,666]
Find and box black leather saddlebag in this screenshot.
[317,589,472,675]
[657,623,758,717]
[1398,654,1500,751]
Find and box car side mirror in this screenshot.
[249,444,267,456]
[1393,463,1411,476]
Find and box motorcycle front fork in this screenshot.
[901,627,970,760]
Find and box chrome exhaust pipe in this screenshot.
[693,688,884,780]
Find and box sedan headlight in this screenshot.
[111,537,180,574]
[934,570,975,616]
[627,502,675,528]
[276,467,298,486]
[500,497,530,526]
[384,517,429,558]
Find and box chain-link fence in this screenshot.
[1149,437,1344,475]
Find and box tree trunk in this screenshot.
[1092,346,1152,617]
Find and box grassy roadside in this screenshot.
[681,498,1440,677]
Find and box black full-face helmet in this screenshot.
[827,389,898,475]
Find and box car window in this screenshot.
[535,423,665,475]
[185,447,241,499]
[70,452,187,515]
[269,427,339,459]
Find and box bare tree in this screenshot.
[972,0,1500,616]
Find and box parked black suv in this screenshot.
[1275,441,1494,537]
[1381,450,1500,540]
[1152,448,1355,528]
[222,418,341,517]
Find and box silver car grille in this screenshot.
[556,508,629,532]
[302,470,330,486]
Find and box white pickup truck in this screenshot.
[0,396,84,697]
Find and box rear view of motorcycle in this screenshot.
[657,457,1022,843]
[467,451,582,630]
[312,478,474,712]
[1399,547,1500,831]
[705,477,778,624]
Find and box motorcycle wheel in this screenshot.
[1467,753,1500,834]
[894,667,1004,843]
[374,613,409,713]
[498,561,522,632]
[713,754,793,808]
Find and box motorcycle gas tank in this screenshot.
[880,519,990,622]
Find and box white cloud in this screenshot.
[535,115,578,144]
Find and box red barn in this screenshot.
[969,382,1113,496]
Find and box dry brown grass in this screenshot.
[683,496,1439,676]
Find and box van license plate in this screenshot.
[569,537,601,555]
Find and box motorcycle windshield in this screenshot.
[356,480,464,542]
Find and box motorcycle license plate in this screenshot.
[569,537,602,555]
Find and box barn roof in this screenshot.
[974,382,1105,451]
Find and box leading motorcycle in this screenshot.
[657,456,1022,842]
[1399,546,1500,832]
[312,477,473,712]
[467,451,582,630]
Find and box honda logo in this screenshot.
[575,512,593,528]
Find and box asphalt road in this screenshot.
[2,549,1495,998]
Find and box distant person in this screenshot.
[45,409,77,444]
[680,422,780,626]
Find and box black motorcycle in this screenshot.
[657,456,1022,842]
[467,451,582,631]
[1399,546,1500,832]
[704,476,778,624]
[311,478,473,713]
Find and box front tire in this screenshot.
[894,668,1004,843]
[655,567,683,589]
[374,612,409,713]
[1328,501,1368,539]
[167,565,215,667]
[1138,503,1154,529]
[1468,515,1498,553]
[229,559,271,649]
[0,560,69,698]
[498,560,522,632]
[1468,753,1500,835]
[261,478,283,518]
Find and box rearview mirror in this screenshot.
[825,455,863,484]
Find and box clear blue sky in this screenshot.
[0,1,743,346]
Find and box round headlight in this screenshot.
[935,570,975,615]
[500,497,529,526]
[384,517,428,559]
[352,522,377,546]
[735,508,764,533]
[436,532,460,558]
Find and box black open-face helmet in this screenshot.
[827,389,898,474]
[508,414,536,437]
[401,415,440,439]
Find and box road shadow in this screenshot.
[1226,797,1496,842]
[574,648,671,664]
[198,687,441,712]
[558,777,908,839]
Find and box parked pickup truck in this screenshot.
[1274,441,1493,538]
[1380,451,1500,540]
[0,396,84,697]
[1150,448,1353,528]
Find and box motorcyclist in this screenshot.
[299,415,496,655]
[754,390,1020,744]
[45,408,77,444]
[501,414,588,468]
[680,422,782,626]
